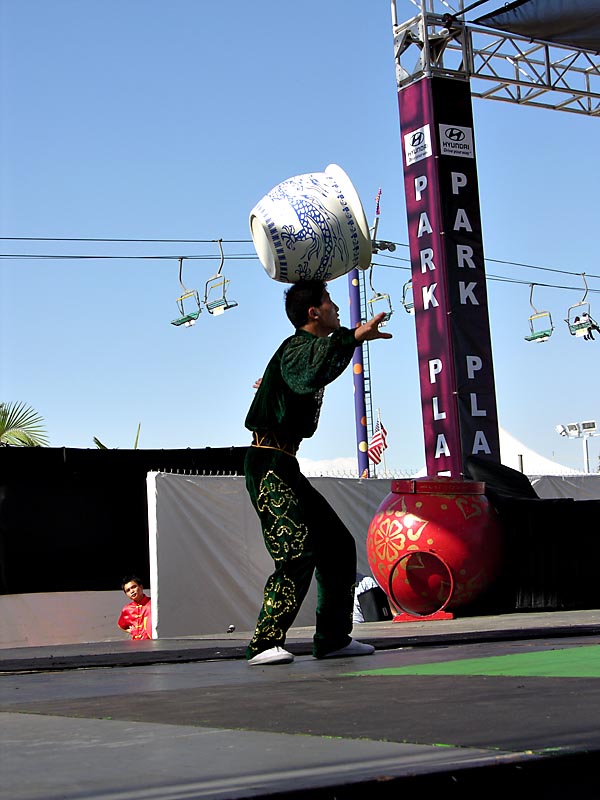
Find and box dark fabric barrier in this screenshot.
[464,456,600,612]
[0,446,247,594]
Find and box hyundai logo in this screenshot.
[444,127,465,142]
[410,131,425,147]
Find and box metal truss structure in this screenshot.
[357,2,599,474]
[391,1,600,116]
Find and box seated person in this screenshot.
[581,312,600,341]
[353,572,391,623]
[353,573,379,623]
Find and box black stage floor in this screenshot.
[1,610,599,800]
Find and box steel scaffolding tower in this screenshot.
[352,2,599,476]
[391,0,600,116]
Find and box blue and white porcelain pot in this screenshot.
[249,164,372,283]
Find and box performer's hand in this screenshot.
[253,377,262,390]
[354,313,393,343]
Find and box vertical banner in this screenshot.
[398,76,500,476]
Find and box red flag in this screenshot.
[367,420,388,465]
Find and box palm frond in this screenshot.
[0,401,49,447]
[94,423,142,450]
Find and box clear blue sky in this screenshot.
[1,0,599,474]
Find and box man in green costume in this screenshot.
[244,279,392,665]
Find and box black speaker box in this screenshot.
[358,586,392,622]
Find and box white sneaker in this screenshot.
[248,646,294,666]
[319,639,375,659]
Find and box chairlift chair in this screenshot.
[524,283,553,342]
[565,274,593,337]
[367,291,393,324]
[567,306,592,337]
[204,276,238,315]
[203,239,238,316]
[171,257,202,327]
[524,312,554,342]
[365,254,394,324]
[171,289,202,327]
[401,279,414,315]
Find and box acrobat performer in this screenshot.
[244,279,392,666]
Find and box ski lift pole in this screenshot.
[348,266,370,478]
[371,188,381,246]
[367,189,394,323]
[347,189,381,479]
[368,189,381,298]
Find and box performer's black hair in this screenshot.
[284,280,328,328]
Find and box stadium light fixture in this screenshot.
[555,420,599,472]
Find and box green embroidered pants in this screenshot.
[244,446,356,659]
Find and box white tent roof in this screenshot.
[298,427,584,478]
[412,428,583,477]
[498,427,584,476]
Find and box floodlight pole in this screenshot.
[555,422,599,472]
[583,436,590,473]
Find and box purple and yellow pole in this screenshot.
[348,267,370,478]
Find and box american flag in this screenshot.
[367,420,388,465]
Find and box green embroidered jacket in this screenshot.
[245,327,358,444]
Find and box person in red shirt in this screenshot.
[118,575,152,640]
